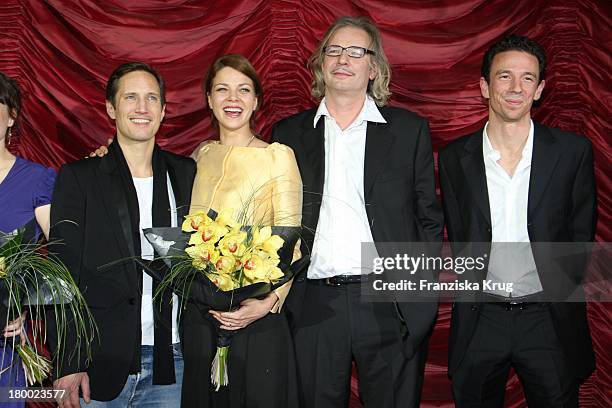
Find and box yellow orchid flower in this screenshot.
[251,226,284,258]
[206,272,237,291]
[189,221,228,246]
[248,248,278,263]
[182,211,211,232]
[214,255,240,275]
[218,230,248,257]
[242,253,283,284]
[185,244,219,270]
[261,257,284,282]
[261,235,284,256]
[241,253,265,282]
[0,256,6,278]
[215,208,240,230]
[251,226,271,246]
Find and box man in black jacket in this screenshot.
[439,35,597,407]
[271,16,443,408]
[51,62,196,407]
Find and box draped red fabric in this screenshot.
[1,1,609,406]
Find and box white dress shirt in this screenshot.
[307,96,386,279]
[133,174,181,345]
[483,120,543,296]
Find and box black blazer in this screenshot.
[49,146,196,401]
[439,122,597,380]
[271,106,444,358]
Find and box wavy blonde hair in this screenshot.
[309,16,391,106]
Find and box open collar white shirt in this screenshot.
[133,174,180,344]
[483,120,543,296]
[307,96,386,278]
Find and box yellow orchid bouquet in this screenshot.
[182,209,286,291]
[140,208,300,391]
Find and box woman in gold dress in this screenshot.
[180,54,302,408]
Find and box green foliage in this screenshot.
[0,227,97,385]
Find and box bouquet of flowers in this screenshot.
[141,208,300,391]
[0,220,96,385]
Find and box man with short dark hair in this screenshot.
[439,35,597,407]
[272,16,443,408]
[50,62,196,407]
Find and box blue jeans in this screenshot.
[81,344,183,407]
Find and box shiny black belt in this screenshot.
[481,292,545,311]
[308,274,373,286]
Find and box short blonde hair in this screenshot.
[309,16,391,106]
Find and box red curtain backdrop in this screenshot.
[1,1,609,406]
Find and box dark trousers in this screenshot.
[293,280,427,408]
[452,303,578,408]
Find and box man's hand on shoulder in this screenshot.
[86,138,113,158]
[54,372,90,408]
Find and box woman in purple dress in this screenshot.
[0,71,56,405]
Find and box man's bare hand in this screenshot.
[54,372,90,408]
[86,138,113,158]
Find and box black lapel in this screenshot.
[98,149,136,260]
[528,123,560,219]
[165,156,187,221]
[459,130,491,226]
[300,115,326,230]
[364,119,393,195]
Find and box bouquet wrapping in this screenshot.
[0,219,95,385]
[141,209,300,390]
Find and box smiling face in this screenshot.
[481,50,545,124]
[207,66,258,135]
[322,26,377,98]
[105,70,165,145]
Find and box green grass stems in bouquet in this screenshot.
[0,219,96,385]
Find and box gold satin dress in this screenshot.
[181,141,303,408]
[190,141,302,230]
[189,141,302,311]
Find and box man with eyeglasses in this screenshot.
[272,16,443,408]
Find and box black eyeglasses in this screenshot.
[323,45,376,58]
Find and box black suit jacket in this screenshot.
[439,122,597,380]
[49,145,196,400]
[271,106,444,358]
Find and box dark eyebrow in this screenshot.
[494,69,537,77]
[213,83,252,88]
[121,91,160,98]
